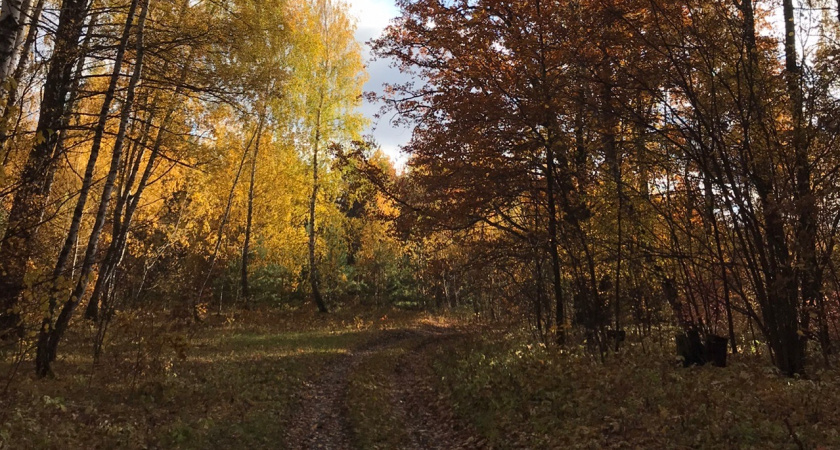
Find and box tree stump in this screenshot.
[705,334,729,367]
[676,329,706,367]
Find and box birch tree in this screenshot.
[286,0,365,312]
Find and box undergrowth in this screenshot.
[432,330,840,449]
[0,307,418,449]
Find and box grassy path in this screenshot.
[285,324,485,449]
[285,328,417,449]
[0,310,483,449]
[8,310,840,449]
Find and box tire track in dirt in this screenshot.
[283,328,418,449]
[283,325,486,450]
[390,328,488,450]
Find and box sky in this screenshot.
[348,0,412,168]
[345,0,823,169]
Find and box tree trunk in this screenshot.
[0,0,42,157]
[242,112,265,309]
[84,2,193,319]
[532,0,564,343]
[738,0,806,376]
[782,0,824,357]
[196,119,260,318]
[0,0,89,339]
[545,142,565,343]
[0,0,24,81]
[2,0,32,82]
[84,103,155,321]
[308,97,328,313]
[600,61,622,351]
[36,0,148,377]
[40,0,140,332]
[704,171,738,353]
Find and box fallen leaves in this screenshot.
[431,331,840,449]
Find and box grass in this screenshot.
[0,307,412,449]
[156,326,369,449]
[9,307,834,450]
[346,340,415,448]
[430,329,840,449]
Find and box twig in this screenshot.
[784,416,806,450]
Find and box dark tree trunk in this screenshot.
[704,172,737,354]
[308,97,328,313]
[242,112,265,309]
[0,0,89,338]
[36,0,149,377]
[732,0,807,377]
[534,256,544,338]
[84,34,192,320]
[545,143,565,343]
[599,61,622,352]
[782,0,824,358]
[532,0,564,342]
[41,0,141,330]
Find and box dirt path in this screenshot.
[283,326,486,450]
[392,329,488,450]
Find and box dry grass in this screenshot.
[432,329,840,449]
[0,306,431,449]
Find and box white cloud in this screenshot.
[349,0,397,34]
[348,0,411,169]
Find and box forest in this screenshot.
[3,0,840,448]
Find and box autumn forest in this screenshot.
[3,0,840,448]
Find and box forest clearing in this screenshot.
[4,0,840,447]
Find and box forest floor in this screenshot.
[3,307,840,449]
[0,308,486,449]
